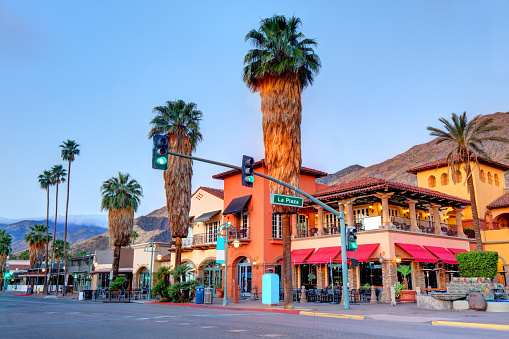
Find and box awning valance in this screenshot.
[307,246,341,264]
[337,243,380,263]
[290,248,315,265]
[223,195,251,215]
[448,248,467,255]
[395,243,438,263]
[193,210,221,223]
[423,245,458,264]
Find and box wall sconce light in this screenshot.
[93,262,98,268]
[233,239,240,248]
[395,256,401,264]
[427,213,430,216]
[369,204,373,210]
[379,255,384,264]
[42,268,46,273]
[157,254,162,261]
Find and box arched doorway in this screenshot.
[237,257,252,297]
[202,261,222,297]
[138,267,150,290]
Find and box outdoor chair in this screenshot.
[306,289,317,302]
[349,289,357,304]
[393,221,400,229]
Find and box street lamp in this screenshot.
[143,242,160,301]
[216,222,240,306]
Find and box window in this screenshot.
[240,212,249,238]
[494,174,500,187]
[272,213,282,239]
[428,175,436,188]
[487,172,493,185]
[455,171,462,184]
[325,213,338,227]
[480,170,486,183]
[440,173,448,186]
[206,221,219,243]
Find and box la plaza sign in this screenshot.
[270,193,303,208]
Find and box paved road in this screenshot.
[0,294,507,338]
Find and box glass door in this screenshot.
[237,257,252,297]
[203,261,222,297]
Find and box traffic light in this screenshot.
[152,135,169,170]
[346,226,358,251]
[242,155,255,187]
[347,258,358,269]
[4,272,10,278]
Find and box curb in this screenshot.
[148,302,301,314]
[300,311,364,320]
[432,320,509,331]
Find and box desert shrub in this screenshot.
[456,250,498,279]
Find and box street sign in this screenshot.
[270,193,303,208]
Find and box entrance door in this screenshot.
[237,257,252,297]
[203,261,222,297]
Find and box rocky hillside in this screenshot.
[316,164,364,185]
[70,207,172,254]
[329,112,509,186]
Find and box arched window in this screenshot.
[455,171,462,184]
[487,172,493,185]
[480,170,486,183]
[494,174,500,187]
[428,175,436,188]
[440,173,448,186]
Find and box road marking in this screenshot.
[432,320,509,331]
[228,330,247,332]
[45,312,58,314]
[136,318,150,320]
[155,321,168,323]
[300,311,364,320]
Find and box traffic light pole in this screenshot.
[163,150,351,309]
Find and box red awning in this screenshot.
[306,247,341,264]
[337,243,380,262]
[448,248,467,255]
[289,248,315,265]
[395,243,438,263]
[423,245,458,264]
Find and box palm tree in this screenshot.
[24,224,51,268]
[427,112,508,250]
[0,230,12,280]
[243,14,320,309]
[49,165,66,274]
[101,172,142,282]
[53,239,69,261]
[148,99,203,268]
[19,250,30,260]
[129,229,139,247]
[38,169,54,293]
[59,139,80,295]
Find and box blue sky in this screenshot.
[1,1,509,221]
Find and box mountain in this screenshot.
[328,112,509,186]
[1,220,106,253]
[70,206,172,254]
[316,165,364,185]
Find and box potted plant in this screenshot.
[215,281,224,298]
[396,265,417,303]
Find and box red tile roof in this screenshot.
[310,177,470,205]
[200,187,224,200]
[212,159,328,180]
[157,254,172,262]
[487,193,509,209]
[407,157,509,174]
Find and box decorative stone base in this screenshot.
[453,300,509,312]
[416,295,452,310]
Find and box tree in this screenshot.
[59,139,80,295]
[24,224,51,268]
[101,172,142,282]
[38,169,54,293]
[427,112,508,250]
[243,14,321,309]
[19,250,29,260]
[53,239,69,260]
[129,229,139,247]
[148,99,203,268]
[0,230,12,279]
[49,165,66,275]
[73,250,87,258]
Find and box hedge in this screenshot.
[455,250,498,280]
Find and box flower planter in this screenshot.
[398,290,416,303]
[216,289,224,298]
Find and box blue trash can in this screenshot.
[195,286,205,304]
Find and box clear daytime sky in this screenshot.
[1,1,509,223]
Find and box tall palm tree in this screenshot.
[24,224,51,268]
[243,14,320,309]
[53,239,69,260]
[0,229,12,279]
[148,99,203,268]
[49,165,66,274]
[38,169,54,293]
[427,112,508,250]
[59,139,80,295]
[101,172,142,281]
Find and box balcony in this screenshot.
[191,233,216,250]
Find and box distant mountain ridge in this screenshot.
[316,164,365,185]
[1,220,106,253]
[328,112,509,187]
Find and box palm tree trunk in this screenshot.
[112,245,121,282]
[282,214,293,310]
[175,237,182,270]
[43,187,50,294]
[466,164,483,250]
[50,180,59,294]
[63,160,71,296]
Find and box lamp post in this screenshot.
[87,250,93,290]
[216,222,240,307]
[143,242,160,301]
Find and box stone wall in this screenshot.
[447,277,504,300]
[413,263,426,289]
[381,261,397,302]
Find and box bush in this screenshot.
[456,250,498,280]
[109,277,126,291]
[361,283,371,290]
[392,282,405,298]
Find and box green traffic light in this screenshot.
[350,242,358,250]
[156,156,167,165]
[245,175,254,183]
